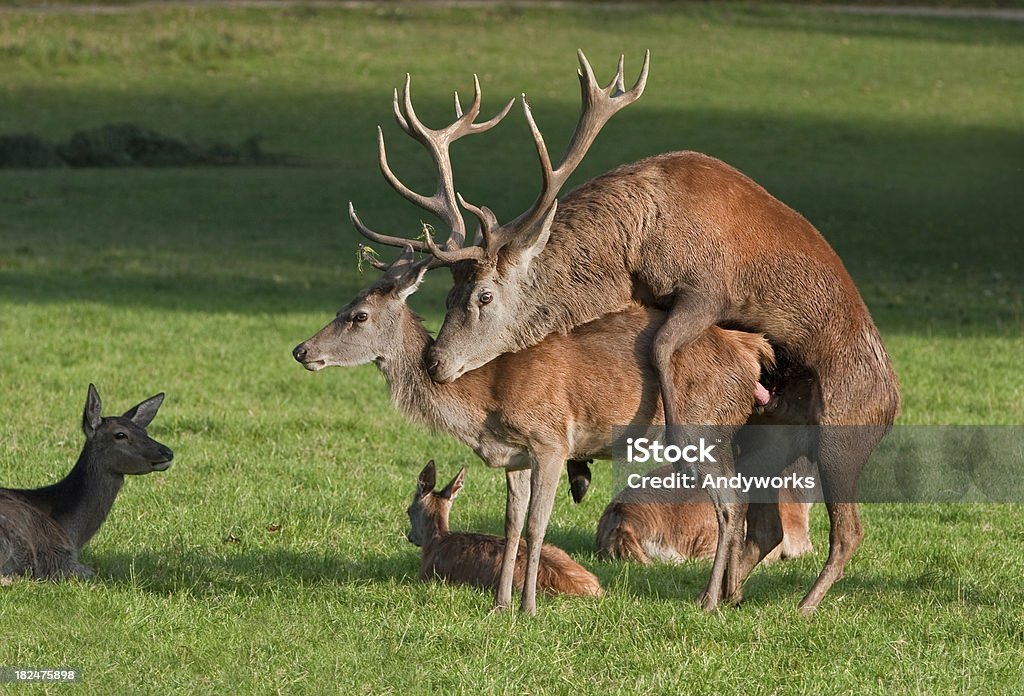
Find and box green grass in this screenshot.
[0,3,1022,693]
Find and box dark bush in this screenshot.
[59,123,195,167]
[0,123,286,168]
[0,133,65,168]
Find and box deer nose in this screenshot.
[292,344,308,363]
[158,446,174,462]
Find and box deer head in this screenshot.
[292,246,433,370]
[406,460,465,547]
[82,383,173,475]
[346,50,649,383]
[295,70,518,372]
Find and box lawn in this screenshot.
[0,2,1022,693]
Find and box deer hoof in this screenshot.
[696,591,720,613]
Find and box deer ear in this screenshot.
[395,264,429,303]
[123,392,165,428]
[416,460,437,497]
[82,383,103,438]
[506,200,556,267]
[439,467,466,501]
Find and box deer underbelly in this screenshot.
[568,428,614,460]
[474,439,531,470]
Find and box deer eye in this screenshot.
[114,432,128,440]
[478,291,493,306]
[352,311,369,323]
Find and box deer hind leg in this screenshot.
[723,442,800,601]
[724,501,783,605]
[798,425,883,615]
[697,444,746,612]
[651,293,724,439]
[520,452,565,615]
[495,467,530,612]
[699,496,745,611]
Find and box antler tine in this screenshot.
[613,54,626,94]
[350,202,430,253]
[457,192,500,249]
[377,127,436,215]
[422,224,487,265]
[464,75,515,134]
[392,80,412,135]
[504,49,650,238]
[377,71,515,262]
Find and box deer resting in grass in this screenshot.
[408,460,602,598]
[293,241,775,614]
[354,51,900,614]
[596,462,813,565]
[0,384,172,581]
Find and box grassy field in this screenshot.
[0,3,1022,693]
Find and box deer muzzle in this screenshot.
[424,347,463,384]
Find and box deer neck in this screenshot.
[375,309,491,443]
[33,445,125,550]
[509,203,636,354]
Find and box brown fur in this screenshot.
[347,55,900,613]
[428,152,901,614]
[408,462,602,598]
[596,463,813,565]
[295,260,774,613]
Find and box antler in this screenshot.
[467,49,650,256]
[350,73,514,256]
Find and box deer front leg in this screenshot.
[520,452,564,615]
[495,466,530,612]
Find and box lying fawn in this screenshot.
[407,461,602,597]
[0,384,173,581]
[294,246,774,614]
[596,462,814,565]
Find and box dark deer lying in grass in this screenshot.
[0,384,173,582]
[293,243,774,614]
[357,52,900,614]
[596,462,814,565]
[407,461,602,598]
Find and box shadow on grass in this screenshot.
[94,546,418,596]
[1,102,1019,336]
[89,541,1011,611]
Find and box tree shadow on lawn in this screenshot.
[1,104,1020,337]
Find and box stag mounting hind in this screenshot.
[350,51,899,614]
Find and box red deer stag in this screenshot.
[355,52,900,614]
[293,241,774,614]
[407,460,602,598]
[1,384,173,581]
